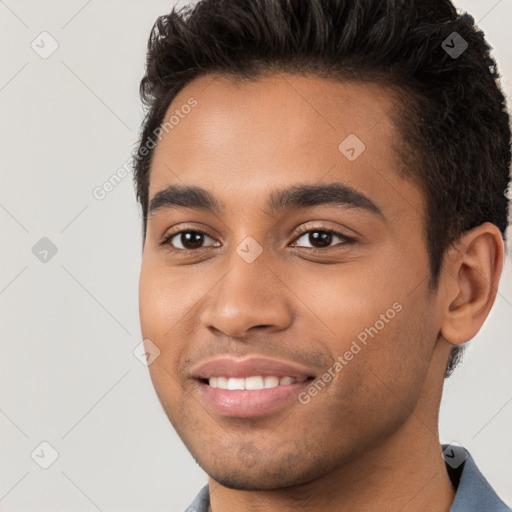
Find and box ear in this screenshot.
[440,222,504,345]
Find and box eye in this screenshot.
[158,226,356,253]
[290,228,356,250]
[159,229,219,251]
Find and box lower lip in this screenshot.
[196,379,313,418]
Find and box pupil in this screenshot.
[182,232,203,249]
[310,231,331,247]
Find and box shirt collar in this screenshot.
[444,444,510,511]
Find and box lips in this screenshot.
[191,356,316,380]
[190,356,317,417]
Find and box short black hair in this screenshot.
[132,0,511,377]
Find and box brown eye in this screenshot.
[291,228,355,250]
[160,229,219,251]
[306,231,333,248]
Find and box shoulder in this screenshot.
[444,444,511,512]
[184,484,210,512]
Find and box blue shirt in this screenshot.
[184,445,510,511]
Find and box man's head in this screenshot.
[134,0,510,377]
[134,0,510,492]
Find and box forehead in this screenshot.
[148,72,423,222]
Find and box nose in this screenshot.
[200,252,293,339]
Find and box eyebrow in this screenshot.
[148,182,385,221]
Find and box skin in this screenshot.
[138,73,504,512]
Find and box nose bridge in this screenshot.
[200,242,293,337]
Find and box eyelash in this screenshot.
[159,226,356,254]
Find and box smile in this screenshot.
[196,376,315,418]
[206,375,309,390]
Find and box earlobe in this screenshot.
[440,222,504,346]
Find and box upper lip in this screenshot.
[191,356,316,380]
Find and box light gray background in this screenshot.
[0,1,511,510]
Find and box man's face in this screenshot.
[139,73,445,489]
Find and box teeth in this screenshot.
[264,376,279,388]
[245,376,264,390]
[208,376,300,390]
[227,377,245,390]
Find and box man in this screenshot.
[133,0,511,510]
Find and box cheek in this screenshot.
[138,260,207,384]
[138,260,195,340]
[323,312,432,445]
[138,263,180,391]
[293,263,401,338]
[307,265,433,410]
[138,259,163,337]
[138,269,185,426]
[358,298,434,409]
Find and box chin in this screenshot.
[194,449,333,492]
[207,470,304,491]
